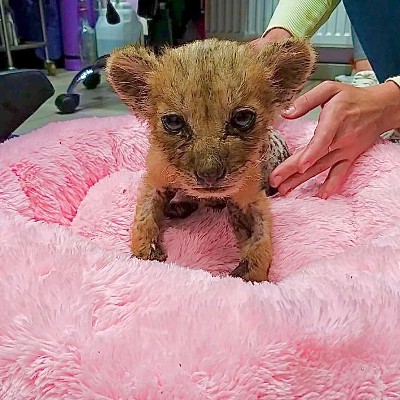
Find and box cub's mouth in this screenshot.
[179,163,251,198]
[186,184,238,199]
[195,186,231,193]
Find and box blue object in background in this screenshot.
[10,0,63,61]
[343,0,400,82]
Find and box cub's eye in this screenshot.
[161,114,185,133]
[230,108,256,131]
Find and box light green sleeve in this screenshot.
[263,0,341,38]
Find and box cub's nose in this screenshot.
[195,165,226,187]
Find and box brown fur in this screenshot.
[107,38,316,282]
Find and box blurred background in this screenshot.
[0,0,354,136]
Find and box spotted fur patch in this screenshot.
[261,129,291,196]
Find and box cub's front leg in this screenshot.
[227,192,273,282]
[131,179,173,262]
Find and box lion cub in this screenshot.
[107,38,315,282]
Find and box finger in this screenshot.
[317,160,352,199]
[297,103,343,173]
[269,149,305,188]
[278,149,341,195]
[248,38,264,51]
[282,81,341,119]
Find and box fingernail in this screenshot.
[272,175,282,187]
[299,162,311,174]
[282,104,295,115]
[318,191,328,200]
[280,184,290,195]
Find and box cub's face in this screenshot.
[107,39,315,197]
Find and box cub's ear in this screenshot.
[106,45,158,116]
[257,38,316,106]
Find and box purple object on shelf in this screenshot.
[86,0,97,28]
[59,0,98,71]
[59,0,80,70]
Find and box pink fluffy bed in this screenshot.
[1,115,400,399]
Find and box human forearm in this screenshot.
[378,80,400,132]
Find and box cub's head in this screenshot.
[107,38,315,197]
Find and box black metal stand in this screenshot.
[0,0,56,75]
[55,55,108,114]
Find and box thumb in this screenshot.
[281,81,341,119]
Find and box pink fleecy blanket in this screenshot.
[1,115,400,399]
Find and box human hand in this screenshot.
[250,28,292,51]
[269,80,400,198]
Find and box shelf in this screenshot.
[0,41,46,52]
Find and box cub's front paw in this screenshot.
[131,239,167,262]
[230,259,269,282]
